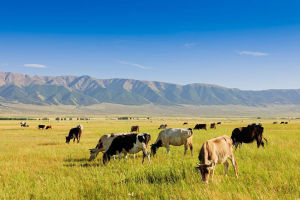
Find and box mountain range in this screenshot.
[1,72,300,106]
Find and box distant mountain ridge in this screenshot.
[1,72,300,106]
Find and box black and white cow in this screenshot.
[102,133,151,165]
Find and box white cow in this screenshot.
[151,128,193,156]
[195,135,238,184]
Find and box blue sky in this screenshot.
[0,0,299,90]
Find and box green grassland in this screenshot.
[0,118,299,200]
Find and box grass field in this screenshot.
[0,118,299,200]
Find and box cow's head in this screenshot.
[89,148,98,161]
[65,136,71,143]
[195,163,213,184]
[150,140,162,156]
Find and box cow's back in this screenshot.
[160,128,192,146]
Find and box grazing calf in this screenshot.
[195,135,238,184]
[210,123,216,129]
[194,124,207,130]
[46,125,52,129]
[158,124,167,129]
[89,132,130,161]
[38,125,45,129]
[102,133,151,165]
[66,125,83,143]
[151,128,193,156]
[231,123,267,149]
[131,125,139,132]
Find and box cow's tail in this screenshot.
[263,137,268,145]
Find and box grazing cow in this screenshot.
[20,121,29,127]
[66,125,83,143]
[280,122,285,124]
[231,123,267,149]
[158,124,167,129]
[131,125,139,132]
[89,132,130,161]
[217,122,222,125]
[194,124,207,130]
[210,123,216,129]
[285,122,288,124]
[102,133,151,165]
[46,125,52,129]
[183,122,188,125]
[38,125,45,129]
[195,135,238,184]
[273,122,278,124]
[151,128,193,156]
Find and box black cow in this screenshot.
[38,125,45,129]
[231,124,267,149]
[217,122,221,125]
[210,123,216,129]
[280,122,285,124]
[66,125,83,143]
[103,133,151,165]
[183,122,188,125]
[194,124,207,130]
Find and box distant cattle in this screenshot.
[217,122,221,125]
[194,124,207,130]
[131,125,139,132]
[20,121,29,127]
[195,135,238,184]
[158,124,167,129]
[280,122,285,124]
[285,122,288,124]
[231,123,267,149]
[89,132,130,161]
[151,128,193,156]
[183,122,188,125]
[46,125,52,129]
[38,125,45,129]
[66,125,83,143]
[273,122,278,124]
[102,133,151,165]
[210,123,216,129]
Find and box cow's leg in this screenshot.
[229,155,238,178]
[184,143,188,156]
[73,137,76,143]
[223,161,229,176]
[118,152,121,161]
[189,144,193,156]
[166,144,170,155]
[256,134,263,148]
[142,145,150,164]
[210,165,215,182]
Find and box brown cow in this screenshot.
[131,125,139,132]
[46,125,52,129]
[195,135,238,184]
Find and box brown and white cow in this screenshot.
[195,135,238,184]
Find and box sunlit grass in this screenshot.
[0,118,299,199]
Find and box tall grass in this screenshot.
[0,119,299,199]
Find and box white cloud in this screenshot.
[238,51,269,56]
[24,64,47,68]
[118,60,150,70]
[184,43,197,48]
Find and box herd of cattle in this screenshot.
[50,122,268,183]
[18,120,273,183]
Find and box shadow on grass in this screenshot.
[64,158,90,162]
[63,157,102,168]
